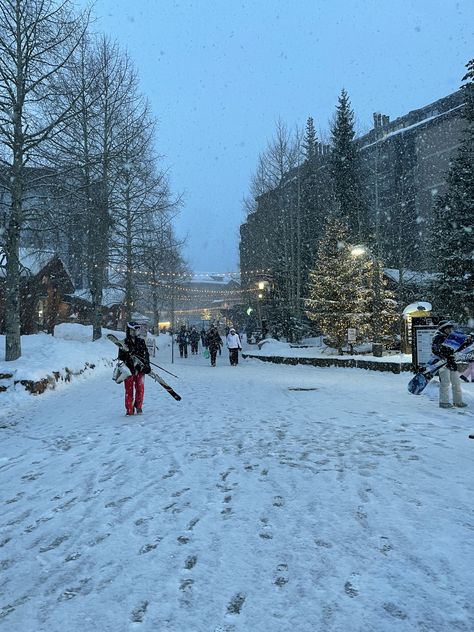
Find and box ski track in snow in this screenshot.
[0,351,473,632]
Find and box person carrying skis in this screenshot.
[226,327,242,366]
[118,321,151,415]
[189,326,200,355]
[205,325,222,367]
[177,325,189,358]
[431,320,467,409]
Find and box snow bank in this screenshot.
[249,338,411,364]
[0,324,120,384]
[0,324,168,386]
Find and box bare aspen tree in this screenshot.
[0,0,88,360]
[34,34,103,291]
[248,120,300,319]
[109,105,159,322]
[139,222,187,332]
[86,37,139,340]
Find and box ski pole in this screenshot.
[131,352,179,379]
[148,360,179,379]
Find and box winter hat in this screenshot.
[127,321,140,331]
[437,320,456,332]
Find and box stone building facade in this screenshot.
[240,89,466,303]
[358,89,465,270]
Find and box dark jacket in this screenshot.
[119,335,151,375]
[205,329,222,351]
[431,331,457,371]
[189,329,200,344]
[177,330,189,345]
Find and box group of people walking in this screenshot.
[176,326,201,358]
[115,320,244,416]
[115,319,473,418]
[176,324,242,367]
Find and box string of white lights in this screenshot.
[109,264,272,279]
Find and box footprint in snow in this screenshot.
[187,517,200,531]
[226,593,245,615]
[39,534,70,553]
[383,602,408,619]
[344,573,360,598]
[139,539,162,554]
[272,495,284,507]
[184,555,197,569]
[314,538,333,549]
[273,563,289,587]
[131,600,149,623]
[58,577,93,601]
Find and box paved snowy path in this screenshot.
[1,351,473,632]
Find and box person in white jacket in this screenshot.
[226,328,242,366]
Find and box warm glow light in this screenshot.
[350,246,367,257]
[258,281,265,290]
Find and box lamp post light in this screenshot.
[256,280,269,331]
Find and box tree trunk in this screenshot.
[5,223,22,360]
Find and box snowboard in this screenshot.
[407,358,447,395]
[107,334,181,401]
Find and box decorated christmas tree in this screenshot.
[306,217,371,351]
[306,216,398,351]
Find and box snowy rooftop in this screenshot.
[187,273,240,286]
[384,268,439,285]
[0,248,65,278]
[73,287,126,307]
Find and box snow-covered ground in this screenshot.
[1,339,473,632]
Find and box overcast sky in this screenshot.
[81,0,474,273]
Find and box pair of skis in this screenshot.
[107,334,181,401]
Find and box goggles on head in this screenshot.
[127,322,141,331]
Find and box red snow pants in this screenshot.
[124,373,144,414]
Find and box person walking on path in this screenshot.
[189,326,200,355]
[431,320,467,409]
[118,321,151,415]
[200,327,207,348]
[177,325,189,358]
[205,325,223,367]
[226,327,242,366]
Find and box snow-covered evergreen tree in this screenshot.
[330,90,368,243]
[306,217,397,350]
[431,59,474,324]
[306,217,372,351]
[302,116,317,163]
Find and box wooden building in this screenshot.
[0,249,75,334]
